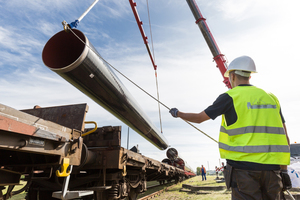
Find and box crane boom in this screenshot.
[186,0,231,89]
[129,0,157,70]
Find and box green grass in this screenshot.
[2,181,27,200]
[8,193,26,200]
[148,175,231,200]
[3,176,230,200]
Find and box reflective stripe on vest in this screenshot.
[219,143,290,153]
[220,126,285,136]
[219,86,290,165]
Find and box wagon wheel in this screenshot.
[127,188,138,200]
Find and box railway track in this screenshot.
[138,181,177,200]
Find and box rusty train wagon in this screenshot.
[0,27,188,199]
[0,103,185,200]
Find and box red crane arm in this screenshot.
[186,0,231,89]
[129,0,157,70]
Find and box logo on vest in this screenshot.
[247,100,277,109]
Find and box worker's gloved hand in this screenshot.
[169,108,179,118]
[281,170,292,191]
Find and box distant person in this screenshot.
[221,162,225,170]
[201,165,206,181]
[220,162,225,175]
[215,166,219,180]
[169,56,291,199]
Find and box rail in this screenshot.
[138,181,177,200]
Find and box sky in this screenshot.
[1,0,300,172]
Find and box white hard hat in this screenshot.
[224,56,257,77]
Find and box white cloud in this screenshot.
[5,0,72,13]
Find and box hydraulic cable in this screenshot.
[186,0,231,89]
[155,70,163,134]
[147,0,163,134]
[65,27,218,144]
[129,0,157,71]
[129,0,164,134]
[146,0,155,63]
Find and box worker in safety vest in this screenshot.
[169,56,291,200]
[220,162,225,172]
[200,165,206,181]
[215,166,220,179]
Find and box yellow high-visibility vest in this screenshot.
[219,86,290,165]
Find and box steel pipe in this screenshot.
[166,148,194,173]
[42,29,168,150]
[166,148,178,160]
[161,158,172,165]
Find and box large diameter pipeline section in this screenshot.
[42,29,168,150]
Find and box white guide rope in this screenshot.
[67,27,218,144]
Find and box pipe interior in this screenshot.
[42,29,86,69]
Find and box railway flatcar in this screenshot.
[0,29,190,200]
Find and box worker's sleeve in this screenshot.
[280,108,285,123]
[204,93,233,120]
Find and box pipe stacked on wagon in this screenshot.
[162,148,195,176]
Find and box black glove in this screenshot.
[169,108,179,118]
[281,170,292,191]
